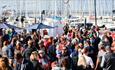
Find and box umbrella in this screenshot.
[26,23,55,30]
[0,23,20,29]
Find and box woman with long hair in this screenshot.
[30,51,43,70]
[2,41,9,57]
[0,57,12,70]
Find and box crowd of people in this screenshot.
[0,23,115,70]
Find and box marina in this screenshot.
[0,0,115,36]
[1,1,115,70]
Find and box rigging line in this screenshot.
[83,0,87,16]
[89,0,94,21]
[112,0,114,17]
[88,0,91,16]
[105,0,109,16]
[98,0,101,16]
[94,0,97,25]
[54,0,56,16]
[110,0,112,16]
[67,1,71,16]
[77,0,80,15]
[19,0,21,17]
[80,0,83,16]
[47,0,50,17]
[60,0,62,16]
[101,0,104,16]
[57,0,59,16]
[39,0,41,17]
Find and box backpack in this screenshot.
[77,55,87,69]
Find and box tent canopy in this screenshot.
[0,23,21,29]
[26,23,55,30]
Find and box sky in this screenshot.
[0,0,115,16]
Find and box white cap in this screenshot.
[38,50,45,54]
[44,35,50,39]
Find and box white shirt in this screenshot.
[83,54,94,68]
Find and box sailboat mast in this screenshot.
[25,0,28,17]
[112,0,114,17]
[80,0,83,21]
[88,0,91,17]
[19,0,21,17]
[23,0,25,16]
[35,0,37,24]
[39,0,41,17]
[94,0,97,25]
[55,0,57,16]
[80,0,83,17]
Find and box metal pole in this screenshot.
[94,0,97,25]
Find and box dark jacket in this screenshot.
[8,66,13,70]
[31,60,43,70]
[23,47,36,60]
[3,34,10,41]
[103,52,115,70]
[47,45,56,62]
[15,59,34,70]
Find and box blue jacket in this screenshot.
[7,44,14,59]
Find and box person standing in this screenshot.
[2,41,9,57]
[30,51,43,70]
[14,52,34,70]
[63,23,69,35]
[23,40,37,60]
[0,57,12,70]
[101,41,115,70]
